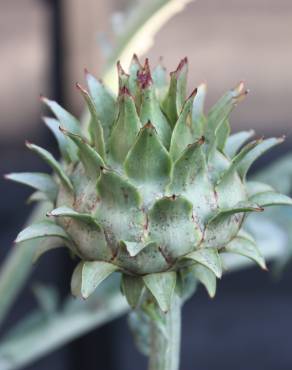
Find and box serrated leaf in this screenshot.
[148,196,202,258]
[109,87,141,166]
[169,90,197,161]
[42,98,80,162]
[76,83,105,158]
[86,71,116,141]
[26,142,73,191]
[5,172,57,203]
[15,221,69,244]
[249,191,292,207]
[225,130,255,158]
[138,61,171,147]
[223,235,266,270]
[60,129,104,180]
[71,260,118,299]
[191,264,216,298]
[185,248,222,278]
[44,117,77,162]
[124,122,172,206]
[48,206,100,229]
[143,271,176,312]
[162,58,188,127]
[122,275,144,308]
[237,137,284,179]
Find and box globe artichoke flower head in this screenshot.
[8,55,292,312]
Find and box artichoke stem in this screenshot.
[148,294,181,370]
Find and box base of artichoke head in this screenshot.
[148,294,181,370]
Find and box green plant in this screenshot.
[6,56,292,370]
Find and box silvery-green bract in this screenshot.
[8,56,292,312]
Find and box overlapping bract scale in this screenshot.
[9,56,292,312]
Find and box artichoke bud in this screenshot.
[9,56,292,312]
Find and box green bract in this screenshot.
[8,56,292,312]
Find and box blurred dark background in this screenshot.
[0,0,292,369]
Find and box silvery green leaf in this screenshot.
[32,284,59,315]
[249,191,292,207]
[185,248,222,278]
[15,221,69,244]
[60,128,104,180]
[216,119,230,152]
[223,234,266,270]
[26,142,73,191]
[44,117,77,162]
[225,130,255,158]
[191,264,216,298]
[71,261,118,299]
[162,57,188,127]
[85,71,116,141]
[237,137,284,179]
[143,271,176,312]
[122,275,144,308]
[76,83,105,159]
[246,181,274,197]
[42,97,80,162]
[5,172,57,203]
[48,206,100,229]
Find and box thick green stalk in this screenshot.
[148,294,181,370]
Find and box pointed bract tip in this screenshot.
[198,82,207,91]
[75,82,88,95]
[172,57,188,77]
[188,87,198,99]
[278,135,286,143]
[198,136,205,145]
[143,120,156,131]
[117,60,128,76]
[131,53,142,66]
[25,140,33,148]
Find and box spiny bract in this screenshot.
[8,56,292,312]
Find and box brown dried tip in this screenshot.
[137,58,152,89]
[75,82,88,95]
[131,54,142,67]
[171,57,188,77]
[198,136,205,145]
[187,87,198,100]
[117,61,128,77]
